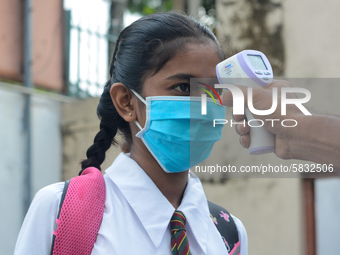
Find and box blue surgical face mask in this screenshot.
[131,89,226,173]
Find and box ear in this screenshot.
[110,83,136,122]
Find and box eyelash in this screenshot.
[173,83,190,92]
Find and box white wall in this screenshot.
[0,83,62,255]
[283,0,340,78]
[315,178,340,254]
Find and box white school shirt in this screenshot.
[15,152,248,255]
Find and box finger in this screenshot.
[236,123,250,136]
[239,134,250,148]
[233,114,245,122]
[221,85,248,107]
[263,79,292,90]
[221,89,233,107]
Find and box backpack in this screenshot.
[51,168,240,255]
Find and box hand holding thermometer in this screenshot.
[215,50,275,155]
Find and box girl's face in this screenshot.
[134,41,223,127]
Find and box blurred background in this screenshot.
[1,0,340,254]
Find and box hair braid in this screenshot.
[80,122,116,174]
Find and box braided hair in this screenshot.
[80,12,223,174]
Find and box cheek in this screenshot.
[136,100,147,127]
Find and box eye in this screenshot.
[174,83,190,92]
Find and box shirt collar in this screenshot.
[105,152,210,252]
[105,152,174,248]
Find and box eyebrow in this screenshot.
[165,73,198,80]
[165,73,218,81]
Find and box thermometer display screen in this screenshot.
[247,55,267,70]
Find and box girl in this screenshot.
[15,12,247,254]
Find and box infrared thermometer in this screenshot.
[216,50,275,155]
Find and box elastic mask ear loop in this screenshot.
[130,89,146,131]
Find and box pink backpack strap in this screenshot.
[51,167,106,255]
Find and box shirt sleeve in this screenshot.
[14,182,64,255]
[231,214,248,255]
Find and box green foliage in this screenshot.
[128,0,173,15]
[202,0,215,11]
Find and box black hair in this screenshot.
[80,11,223,174]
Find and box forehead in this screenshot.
[143,42,222,91]
[162,42,221,77]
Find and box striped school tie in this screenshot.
[170,210,191,255]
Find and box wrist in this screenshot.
[282,114,340,166]
[276,114,309,160]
